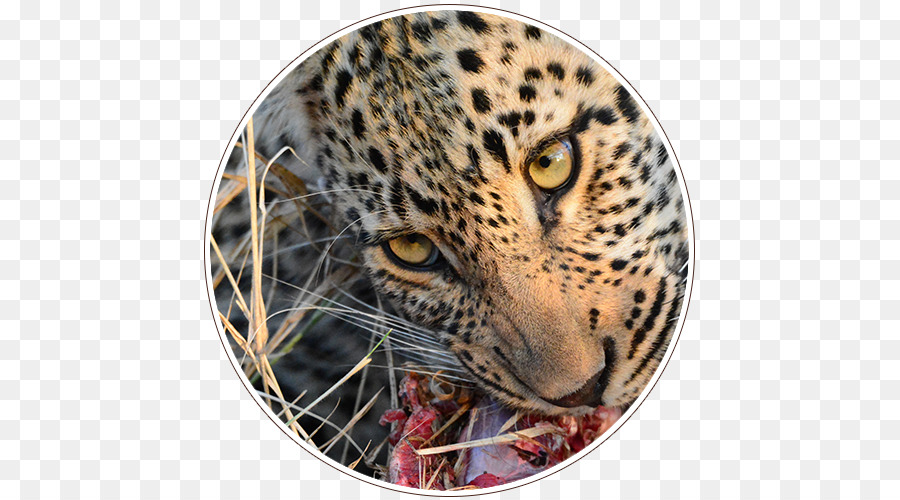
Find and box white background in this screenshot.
[2,1,898,499]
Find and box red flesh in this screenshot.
[380,374,622,490]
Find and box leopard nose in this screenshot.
[544,368,606,408]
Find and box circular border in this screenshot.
[203,4,696,496]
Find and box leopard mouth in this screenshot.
[384,372,625,489]
[459,394,624,487]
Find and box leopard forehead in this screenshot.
[262,11,689,414]
[300,12,663,235]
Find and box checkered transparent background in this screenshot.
[2,0,898,498]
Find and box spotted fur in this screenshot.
[252,11,689,415]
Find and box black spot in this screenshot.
[525,25,542,39]
[305,74,324,92]
[627,292,682,385]
[482,129,510,172]
[368,147,387,172]
[596,107,617,125]
[334,69,352,108]
[407,189,439,216]
[411,21,432,42]
[491,345,508,363]
[468,192,485,206]
[347,44,362,67]
[523,110,535,125]
[628,277,668,359]
[631,307,642,319]
[498,112,522,136]
[575,66,595,86]
[359,21,381,42]
[350,172,369,187]
[465,118,476,132]
[519,84,536,102]
[471,88,491,114]
[610,259,628,271]
[613,143,632,160]
[431,17,448,30]
[614,225,626,237]
[596,337,618,406]
[572,106,619,134]
[412,56,431,71]
[320,45,338,74]
[524,67,542,81]
[616,85,640,122]
[655,189,671,212]
[457,11,491,34]
[345,208,360,226]
[640,166,652,185]
[457,49,485,73]
[369,46,383,66]
[656,143,670,165]
[546,63,565,80]
[351,109,365,138]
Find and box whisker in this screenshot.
[331,285,438,334]
[262,235,354,260]
[311,209,389,286]
[298,306,455,361]
[275,186,382,205]
[363,364,472,383]
[263,272,446,348]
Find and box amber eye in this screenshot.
[386,234,438,267]
[528,140,573,190]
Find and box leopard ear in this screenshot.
[248,63,323,185]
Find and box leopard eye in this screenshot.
[528,140,573,190]
[386,234,438,267]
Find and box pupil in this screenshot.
[539,156,551,168]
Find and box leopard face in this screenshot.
[254,11,690,415]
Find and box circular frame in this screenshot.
[203,4,696,495]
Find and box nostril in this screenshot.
[545,368,606,408]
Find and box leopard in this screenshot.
[243,10,690,418]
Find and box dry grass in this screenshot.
[208,118,578,490]
[209,117,397,473]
